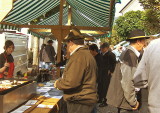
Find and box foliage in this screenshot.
[110,27,122,45]
[139,0,160,35]
[114,10,145,40]
[142,9,160,35]
[139,0,160,11]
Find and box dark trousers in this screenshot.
[67,102,94,113]
[118,108,139,113]
[137,88,149,113]
[98,74,111,101]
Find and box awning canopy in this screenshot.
[0,0,121,38]
[3,0,60,24]
[68,0,112,27]
[0,0,121,76]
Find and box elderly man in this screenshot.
[134,38,160,113]
[107,29,149,113]
[54,28,97,113]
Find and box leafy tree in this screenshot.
[114,10,145,40]
[110,27,122,45]
[139,0,160,35]
[142,9,160,35]
[139,0,159,11]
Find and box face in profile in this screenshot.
[137,39,146,51]
[100,47,108,54]
[67,41,74,53]
[6,45,14,55]
[90,50,95,56]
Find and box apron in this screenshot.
[0,54,14,79]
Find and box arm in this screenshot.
[50,46,56,57]
[48,46,56,63]
[55,56,85,91]
[0,63,10,73]
[134,48,148,88]
[56,60,66,67]
[121,63,137,107]
[109,52,116,73]
[0,55,10,73]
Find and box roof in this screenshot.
[0,0,121,39]
[119,0,133,13]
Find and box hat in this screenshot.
[100,42,110,48]
[47,40,53,43]
[64,28,84,41]
[127,29,150,41]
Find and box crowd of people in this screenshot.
[0,28,159,113]
[53,28,159,113]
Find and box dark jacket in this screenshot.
[101,51,116,75]
[94,53,103,82]
[39,48,44,62]
[45,45,56,63]
[56,47,98,105]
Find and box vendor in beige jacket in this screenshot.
[54,28,97,113]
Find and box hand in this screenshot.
[54,80,58,88]
[108,70,112,75]
[4,63,10,68]
[4,72,8,76]
[50,64,55,67]
[132,101,139,110]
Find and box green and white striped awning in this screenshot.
[67,0,119,27]
[0,24,20,31]
[38,6,68,25]
[30,7,68,38]
[0,0,121,38]
[30,32,45,39]
[3,0,60,24]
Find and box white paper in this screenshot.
[10,111,23,113]
[25,100,38,105]
[44,84,51,87]
[51,96,62,99]
[43,92,50,97]
[37,88,50,92]
[37,104,54,108]
[46,82,53,85]
[10,105,31,113]
[42,87,53,89]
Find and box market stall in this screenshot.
[9,81,63,113]
[0,80,36,113]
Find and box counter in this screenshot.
[0,80,36,113]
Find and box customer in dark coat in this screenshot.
[98,42,116,107]
[54,28,97,113]
[89,44,103,81]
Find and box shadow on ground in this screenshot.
[97,104,118,113]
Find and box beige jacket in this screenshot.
[56,47,98,105]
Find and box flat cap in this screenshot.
[64,28,84,41]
